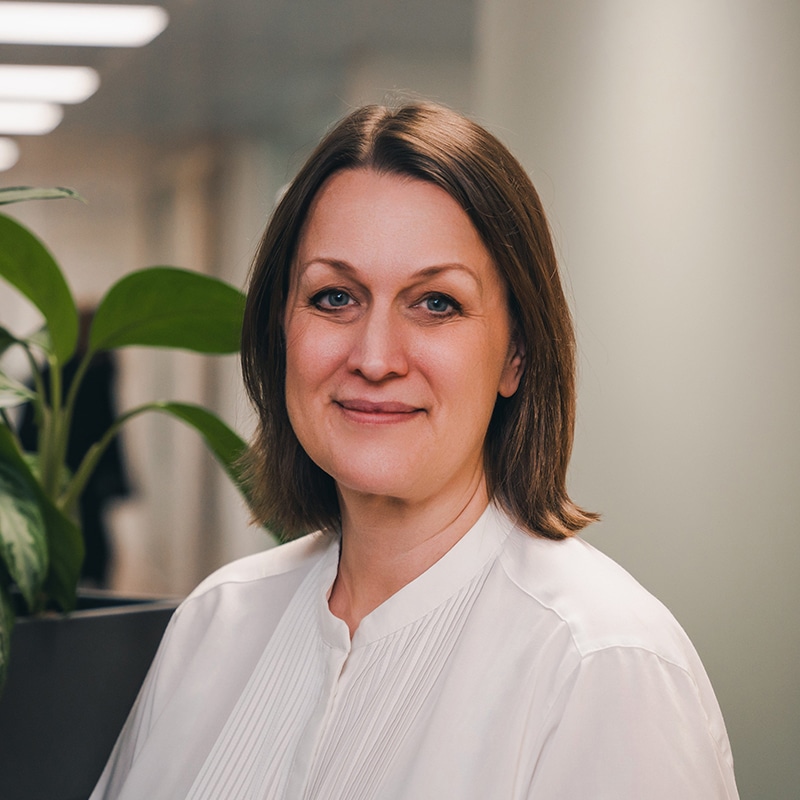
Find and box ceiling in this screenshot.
[0,0,475,146]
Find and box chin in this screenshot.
[327,458,421,503]
[336,473,414,502]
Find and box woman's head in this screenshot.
[241,101,597,539]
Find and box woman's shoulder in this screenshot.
[496,517,695,667]
[185,531,333,603]
[146,532,335,699]
[490,517,737,794]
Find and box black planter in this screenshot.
[0,592,178,800]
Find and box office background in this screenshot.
[1,2,797,797]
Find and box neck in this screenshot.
[328,473,490,637]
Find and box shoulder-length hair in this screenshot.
[241,102,597,540]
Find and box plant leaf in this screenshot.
[147,401,250,499]
[89,267,245,354]
[0,582,14,695]
[0,433,48,609]
[0,325,53,361]
[0,214,78,364]
[146,401,287,538]
[41,501,82,613]
[25,326,54,356]
[0,370,35,409]
[0,326,17,358]
[0,186,83,206]
[0,425,81,613]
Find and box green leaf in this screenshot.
[41,501,82,613]
[0,186,83,206]
[25,326,54,356]
[0,214,78,364]
[0,440,48,610]
[0,370,36,409]
[0,582,14,695]
[90,267,245,354]
[147,401,250,499]
[0,326,17,358]
[0,325,53,361]
[0,425,81,614]
[146,402,287,537]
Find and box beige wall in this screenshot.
[475,1,800,797]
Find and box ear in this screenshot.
[498,334,525,398]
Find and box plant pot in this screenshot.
[0,592,178,800]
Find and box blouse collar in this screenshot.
[316,502,514,651]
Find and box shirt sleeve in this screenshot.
[524,645,739,799]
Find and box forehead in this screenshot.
[293,168,494,279]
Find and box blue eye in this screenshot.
[327,291,350,307]
[314,289,352,309]
[423,294,458,314]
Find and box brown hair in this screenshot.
[241,102,598,539]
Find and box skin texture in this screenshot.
[284,169,524,634]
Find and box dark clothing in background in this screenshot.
[20,353,130,586]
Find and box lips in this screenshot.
[334,398,423,421]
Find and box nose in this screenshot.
[346,307,408,381]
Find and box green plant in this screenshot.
[0,187,252,690]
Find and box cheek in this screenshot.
[284,336,325,456]
[413,335,506,436]
[422,328,510,385]
[285,334,314,411]
[284,319,314,416]
[284,318,348,403]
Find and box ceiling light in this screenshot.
[0,65,100,103]
[0,100,63,134]
[0,2,169,47]
[0,137,20,170]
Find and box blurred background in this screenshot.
[0,1,797,797]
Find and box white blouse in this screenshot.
[91,504,739,799]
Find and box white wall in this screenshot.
[343,49,474,112]
[475,2,799,797]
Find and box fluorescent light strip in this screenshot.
[0,100,63,134]
[0,65,100,103]
[0,2,169,47]
[0,137,20,170]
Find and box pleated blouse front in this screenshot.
[184,508,505,800]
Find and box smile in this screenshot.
[334,399,424,423]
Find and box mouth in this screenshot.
[334,398,424,422]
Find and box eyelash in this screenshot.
[309,289,462,317]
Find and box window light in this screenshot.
[0,2,169,47]
[0,65,100,103]
[0,100,63,135]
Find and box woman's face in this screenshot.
[283,169,523,510]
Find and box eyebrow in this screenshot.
[296,258,484,288]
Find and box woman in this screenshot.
[92,103,739,799]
